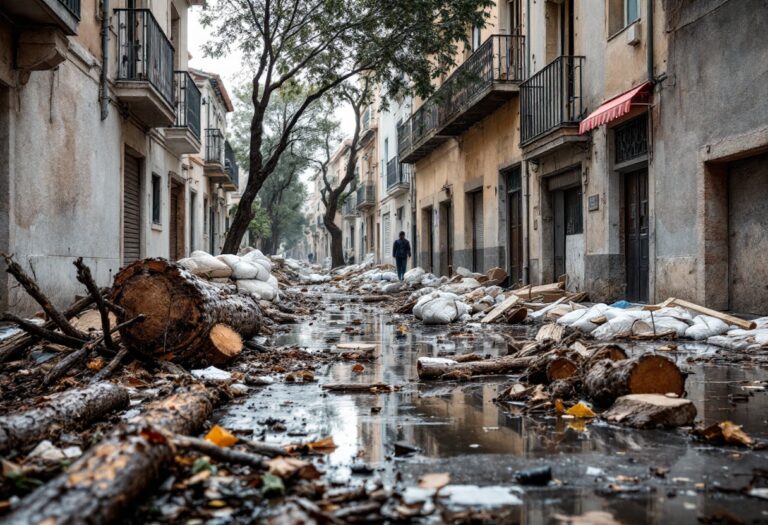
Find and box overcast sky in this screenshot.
[187,7,355,138]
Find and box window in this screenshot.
[151,174,161,224]
[472,24,482,50]
[564,186,583,235]
[625,0,640,26]
[609,0,640,36]
[384,138,389,163]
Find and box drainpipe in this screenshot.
[647,0,654,82]
[100,0,110,121]
[523,162,530,285]
[526,0,531,76]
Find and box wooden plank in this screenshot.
[642,297,677,312]
[481,294,521,324]
[670,298,756,331]
[535,323,565,343]
[510,282,564,300]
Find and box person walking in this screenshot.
[392,231,411,281]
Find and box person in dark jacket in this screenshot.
[392,231,411,281]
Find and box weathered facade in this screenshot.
[0,0,240,314]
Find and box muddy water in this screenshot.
[220,292,768,523]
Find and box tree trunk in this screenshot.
[0,382,129,455]
[583,354,686,408]
[1,387,212,525]
[111,259,262,365]
[417,355,537,381]
[326,215,345,268]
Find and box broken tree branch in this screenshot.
[0,312,88,350]
[74,257,115,349]
[173,434,268,470]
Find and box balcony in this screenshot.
[222,141,239,191]
[204,128,228,181]
[399,34,526,163]
[520,56,587,159]
[0,0,80,35]
[115,9,175,128]
[166,71,202,155]
[342,195,359,219]
[386,157,411,197]
[356,183,376,211]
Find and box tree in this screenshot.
[200,0,493,253]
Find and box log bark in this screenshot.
[1,387,212,525]
[520,349,579,384]
[583,354,686,408]
[602,394,697,429]
[173,435,267,470]
[417,355,536,381]
[0,382,129,455]
[111,259,262,365]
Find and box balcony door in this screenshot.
[470,190,484,272]
[169,180,185,260]
[506,167,523,285]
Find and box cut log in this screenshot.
[521,350,579,384]
[583,354,686,407]
[602,394,697,428]
[535,323,565,343]
[481,294,521,324]
[0,382,129,455]
[417,355,536,381]
[1,387,212,525]
[110,259,261,365]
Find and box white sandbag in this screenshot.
[440,278,481,295]
[484,286,504,298]
[237,279,277,301]
[177,257,199,273]
[654,306,695,323]
[591,314,640,340]
[381,271,399,282]
[706,335,754,351]
[230,260,265,280]
[455,267,473,278]
[383,282,404,294]
[632,316,690,337]
[252,257,273,273]
[215,254,242,270]
[413,294,437,319]
[267,275,279,290]
[409,287,436,302]
[404,267,426,284]
[241,249,265,262]
[187,251,232,278]
[420,298,471,325]
[684,315,729,340]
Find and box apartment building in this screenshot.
[354,101,379,262]
[0,0,239,314]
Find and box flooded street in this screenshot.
[216,289,768,524]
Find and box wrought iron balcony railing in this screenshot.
[520,56,586,145]
[205,128,225,165]
[225,141,239,188]
[173,71,202,140]
[59,0,80,19]
[342,195,359,217]
[386,157,411,190]
[356,183,376,209]
[115,9,175,107]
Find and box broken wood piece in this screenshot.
[321,383,401,393]
[417,355,536,381]
[360,295,390,303]
[336,343,377,352]
[74,257,115,349]
[510,282,564,300]
[481,294,521,324]
[669,298,756,331]
[0,312,88,350]
[0,382,129,454]
[642,297,677,312]
[90,347,130,384]
[173,434,267,470]
[602,394,697,428]
[1,387,212,524]
[111,258,262,365]
[584,354,686,407]
[535,323,565,343]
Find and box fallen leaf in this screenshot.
[205,425,238,448]
[139,427,168,444]
[720,421,753,446]
[268,456,310,478]
[418,472,450,490]
[352,363,365,373]
[87,357,105,371]
[530,384,549,402]
[565,401,596,418]
[261,473,285,497]
[554,399,565,415]
[307,436,337,453]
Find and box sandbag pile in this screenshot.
[178,250,281,302]
[413,291,472,324]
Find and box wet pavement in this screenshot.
[219,289,768,523]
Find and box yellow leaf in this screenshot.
[87,357,105,371]
[565,402,596,418]
[208,499,228,508]
[719,421,753,446]
[308,436,337,453]
[554,399,565,415]
[205,425,238,448]
[418,472,450,490]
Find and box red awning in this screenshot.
[579,81,651,134]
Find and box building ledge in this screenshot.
[165,127,202,156]
[114,81,176,128]
[521,126,587,161]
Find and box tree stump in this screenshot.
[111,259,262,365]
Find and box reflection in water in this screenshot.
[220,292,768,524]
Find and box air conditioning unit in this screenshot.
[626,21,641,46]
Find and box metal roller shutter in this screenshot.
[123,153,142,266]
[382,212,391,259]
[472,191,484,271]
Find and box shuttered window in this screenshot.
[382,212,391,257]
[123,153,142,266]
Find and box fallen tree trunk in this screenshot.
[583,354,686,407]
[1,387,212,525]
[111,259,262,365]
[0,382,129,455]
[417,355,537,381]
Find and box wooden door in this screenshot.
[471,191,484,272]
[508,189,523,283]
[123,153,141,266]
[553,190,565,280]
[169,183,184,260]
[625,169,649,302]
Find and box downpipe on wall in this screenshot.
[100,0,110,121]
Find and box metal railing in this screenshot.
[205,128,225,165]
[386,157,411,190]
[520,56,586,145]
[225,141,239,188]
[115,9,175,107]
[173,71,201,140]
[342,195,358,217]
[356,183,375,208]
[59,0,80,19]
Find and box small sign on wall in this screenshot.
[588,194,600,212]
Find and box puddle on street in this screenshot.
[219,292,768,523]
